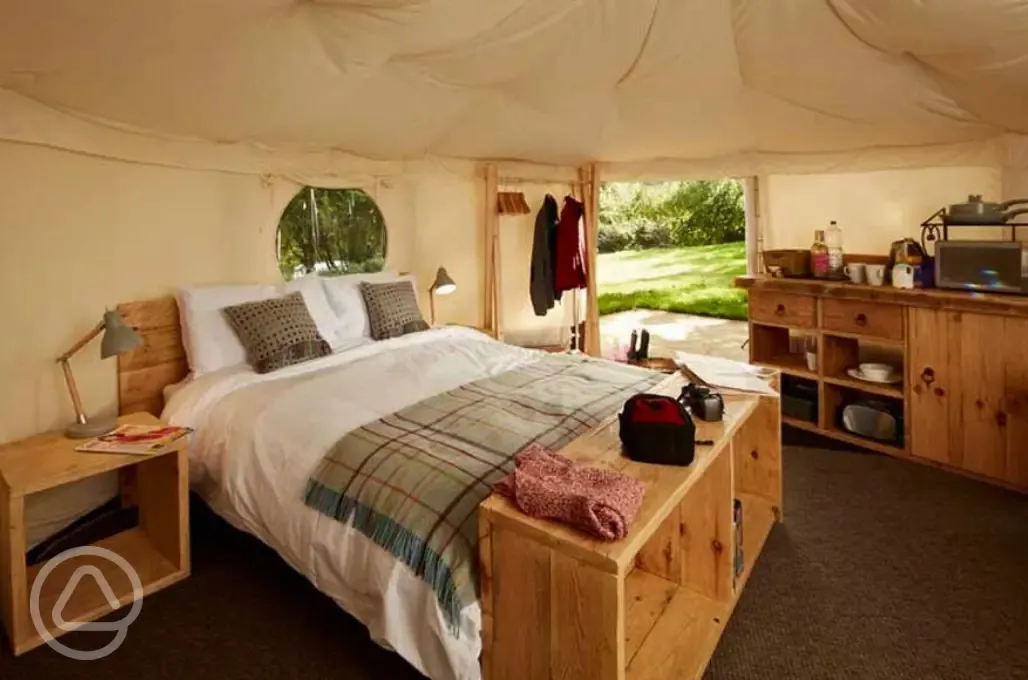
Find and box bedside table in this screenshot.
[0,412,189,655]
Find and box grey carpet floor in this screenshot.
[1,446,1026,679]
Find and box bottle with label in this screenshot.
[811,229,830,278]
[825,220,844,277]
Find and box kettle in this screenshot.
[887,239,925,282]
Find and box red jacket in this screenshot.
[554,196,587,293]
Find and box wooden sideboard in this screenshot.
[736,276,1028,492]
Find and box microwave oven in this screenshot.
[934,241,1028,294]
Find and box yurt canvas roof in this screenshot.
[3,0,1028,177]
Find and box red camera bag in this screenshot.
[618,394,696,466]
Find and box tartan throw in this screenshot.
[303,353,665,634]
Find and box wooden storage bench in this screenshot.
[478,374,782,680]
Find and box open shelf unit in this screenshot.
[750,317,909,455]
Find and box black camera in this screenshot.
[678,383,725,422]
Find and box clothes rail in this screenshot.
[496,176,592,186]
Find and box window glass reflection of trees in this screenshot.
[277,187,387,280]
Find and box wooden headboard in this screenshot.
[116,297,188,417]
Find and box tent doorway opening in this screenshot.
[596,179,751,362]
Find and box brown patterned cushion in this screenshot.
[222,292,330,373]
[359,281,425,340]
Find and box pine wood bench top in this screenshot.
[479,373,761,575]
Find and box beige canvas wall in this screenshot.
[761,167,1006,255]
[0,142,281,545]
[0,142,281,443]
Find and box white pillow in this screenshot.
[177,284,276,375]
[280,275,344,350]
[321,272,417,342]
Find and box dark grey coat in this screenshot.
[530,195,558,316]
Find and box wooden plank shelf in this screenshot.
[625,574,726,680]
[753,358,817,381]
[822,425,905,456]
[25,528,183,652]
[823,374,903,399]
[820,329,904,348]
[783,416,905,456]
[781,416,821,433]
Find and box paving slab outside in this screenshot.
[600,310,748,363]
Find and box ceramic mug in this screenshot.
[866,264,886,286]
[843,262,866,284]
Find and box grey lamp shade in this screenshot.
[100,309,142,359]
[431,267,457,295]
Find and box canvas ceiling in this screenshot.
[3,0,1028,178]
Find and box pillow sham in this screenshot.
[280,275,344,350]
[177,284,277,375]
[359,280,426,340]
[321,272,417,342]
[222,292,331,374]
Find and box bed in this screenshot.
[114,294,659,680]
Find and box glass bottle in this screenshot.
[825,220,844,277]
[811,229,829,278]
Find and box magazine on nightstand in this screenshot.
[75,424,193,456]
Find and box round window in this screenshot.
[276,187,388,280]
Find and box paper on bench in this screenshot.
[673,352,779,397]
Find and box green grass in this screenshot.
[597,242,748,320]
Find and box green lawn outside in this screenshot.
[596,242,749,320]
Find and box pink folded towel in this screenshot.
[495,444,646,541]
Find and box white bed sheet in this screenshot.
[163,327,542,680]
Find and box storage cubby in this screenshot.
[822,383,904,454]
[821,333,904,399]
[750,324,817,379]
[781,375,819,425]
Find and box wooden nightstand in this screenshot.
[0,412,189,655]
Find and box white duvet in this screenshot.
[163,327,543,680]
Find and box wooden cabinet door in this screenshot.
[908,308,961,468]
[911,309,1028,486]
[1002,317,1028,489]
[955,313,1008,481]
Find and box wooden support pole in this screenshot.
[579,164,601,357]
[743,176,759,275]
[482,164,499,335]
[488,166,504,341]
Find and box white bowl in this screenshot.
[859,363,893,381]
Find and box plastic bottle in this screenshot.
[811,229,829,278]
[825,220,843,276]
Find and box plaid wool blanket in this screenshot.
[303,353,665,634]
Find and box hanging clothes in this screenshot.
[554,195,587,294]
[530,195,558,316]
